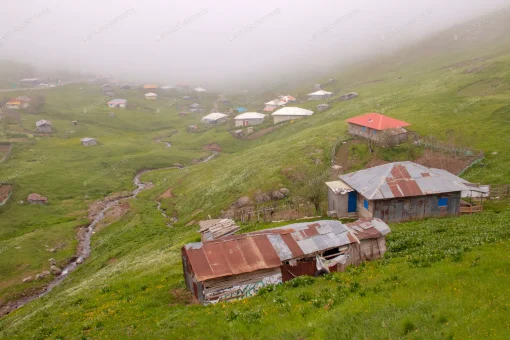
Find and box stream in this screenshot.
[1,151,218,316]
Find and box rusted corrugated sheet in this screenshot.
[183,219,391,282]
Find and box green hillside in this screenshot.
[1,12,510,340]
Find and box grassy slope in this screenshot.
[0,208,508,339]
[1,14,510,339]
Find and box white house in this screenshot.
[36,120,52,133]
[81,137,98,146]
[161,85,175,91]
[145,93,158,100]
[234,112,265,127]
[271,107,314,124]
[263,99,286,112]
[307,90,333,101]
[107,99,127,108]
[194,87,207,93]
[202,112,228,124]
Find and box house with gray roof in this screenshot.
[327,161,488,222]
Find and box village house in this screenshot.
[161,85,175,91]
[326,161,488,222]
[234,112,265,126]
[194,87,207,93]
[6,97,30,110]
[27,193,48,204]
[271,107,314,124]
[201,112,228,124]
[36,120,52,133]
[263,99,286,112]
[307,90,333,101]
[107,99,127,108]
[189,103,201,112]
[182,219,390,304]
[143,84,158,90]
[346,113,410,146]
[81,137,98,146]
[145,93,158,100]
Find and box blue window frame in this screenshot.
[364,199,369,209]
[438,197,448,207]
[361,126,366,132]
[373,130,377,135]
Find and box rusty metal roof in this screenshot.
[339,161,483,200]
[183,219,390,281]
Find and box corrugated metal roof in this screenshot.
[183,219,390,281]
[339,161,483,200]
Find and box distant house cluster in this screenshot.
[263,95,296,112]
[107,99,127,108]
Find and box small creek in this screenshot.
[2,150,218,316]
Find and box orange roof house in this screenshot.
[143,84,158,89]
[346,113,411,146]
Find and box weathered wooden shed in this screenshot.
[328,162,487,222]
[182,219,390,304]
[36,120,52,133]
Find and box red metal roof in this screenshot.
[346,113,410,130]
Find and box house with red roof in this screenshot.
[346,113,410,146]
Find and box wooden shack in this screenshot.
[182,219,390,304]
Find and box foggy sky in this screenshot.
[1,0,508,89]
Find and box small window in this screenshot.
[373,130,377,135]
[361,126,366,132]
[438,198,448,207]
[364,199,369,209]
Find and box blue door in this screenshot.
[348,191,357,213]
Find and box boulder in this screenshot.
[235,196,252,208]
[48,248,56,253]
[173,163,184,168]
[272,191,285,200]
[48,258,56,265]
[35,273,44,280]
[22,276,34,283]
[50,265,62,275]
[76,257,83,264]
[331,165,342,171]
[279,188,290,197]
[255,192,271,203]
[41,270,51,276]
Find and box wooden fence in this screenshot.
[222,202,328,224]
[490,184,510,199]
